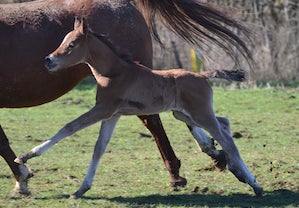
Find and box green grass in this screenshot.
[0,81,298,207]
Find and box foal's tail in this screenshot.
[136,0,254,68]
[200,69,246,82]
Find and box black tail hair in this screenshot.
[136,0,255,68]
[201,69,246,82]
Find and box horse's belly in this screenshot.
[116,96,175,116]
[0,64,90,108]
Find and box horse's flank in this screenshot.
[0,0,152,108]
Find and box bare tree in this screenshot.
[2,0,298,81]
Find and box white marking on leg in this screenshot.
[202,117,262,193]
[73,116,120,198]
[189,126,218,156]
[16,105,112,163]
[173,111,221,157]
[12,164,34,196]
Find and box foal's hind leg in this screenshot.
[187,125,227,170]
[195,116,263,196]
[72,116,120,198]
[173,112,227,170]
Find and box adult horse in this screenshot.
[0,0,252,195]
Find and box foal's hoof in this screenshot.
[12,180,31,197]
[15,152,35,164]
[14,157,25,165]
[69,194,80,199]
[70,188,89,199]
[170,176,187,188]
[70,192,83,199]
[213,150,227,171]
[254,186,263,197]
[12,186,31,197]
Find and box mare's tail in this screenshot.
[136,0,254,67]
[200,69,246,82]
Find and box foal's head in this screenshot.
[44,17,89,72]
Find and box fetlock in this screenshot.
[164,159,187,187]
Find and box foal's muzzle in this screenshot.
[44,55,58,71]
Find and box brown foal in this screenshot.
[16,18,262,198]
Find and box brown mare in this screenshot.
[16,17,262,197]
[1,0,253,196]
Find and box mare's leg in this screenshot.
[173,112,227,170]
[15,105,113,164]
[194,115,263,196]
[0,125,33,195]
[72,116,120,198]
[138,115,187,187]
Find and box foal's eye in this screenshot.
[68,42,76,49]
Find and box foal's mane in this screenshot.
[90,31,135,65]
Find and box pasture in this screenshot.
[0,80,298,207]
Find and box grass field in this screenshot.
[0,81,298,207]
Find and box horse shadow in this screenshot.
[13,189,298,207]
[106,189,298,207]
[78,189,298,207]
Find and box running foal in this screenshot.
[16,17,262,198]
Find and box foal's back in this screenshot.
[124,66,213,114]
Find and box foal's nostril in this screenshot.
[44,55,57,70]
[44,56,51,65]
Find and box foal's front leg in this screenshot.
[0,126,33,195]
[15,105,111,164]
[72,116,120,198]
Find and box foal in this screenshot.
[16,18,262,198]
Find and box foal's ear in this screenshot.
[74,17,89,35]
[74,16,82,30]
[80,17,89,35]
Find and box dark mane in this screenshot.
[90,31,134,65]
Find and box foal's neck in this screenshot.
[86,34,130,78]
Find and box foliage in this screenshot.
[0,81,298,207]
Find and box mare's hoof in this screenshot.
[170,176,187,188]
[213,150,227,171]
